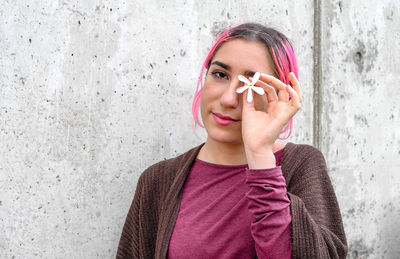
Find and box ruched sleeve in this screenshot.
[245,166,292,259]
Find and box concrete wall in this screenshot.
[0,0,398,258]
[320,1,400,257]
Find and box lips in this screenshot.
[212,112,239,126]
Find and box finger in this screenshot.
[288,72,303,102]
[252,80,278,103]
[259,73,287,91]
[242,89,256,112]
[286,84,301,111]
[258,73,289,101]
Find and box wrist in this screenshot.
[245,148,276,169]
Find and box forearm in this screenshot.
[246,167,292,259]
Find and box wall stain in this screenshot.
[349,238,374,258]
[354,114,370,128]
[211,21,229,37]
[349,28,379,74]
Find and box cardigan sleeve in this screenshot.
[287,146,348,259]
[116,174,144,259]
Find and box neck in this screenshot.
[197,137,248,165]
[197,137,284,166]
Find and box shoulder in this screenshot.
[285,142,323,155]
[284,142,326,164]
[282,142,328,185]
[137,144,204,187]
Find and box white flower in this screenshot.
[236,72,265,103]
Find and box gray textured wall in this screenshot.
[0,0,399,258]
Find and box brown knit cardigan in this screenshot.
[117,142,348,259]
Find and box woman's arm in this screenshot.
[245,146,347,259]
[245,166,292,259]
[286,146,347,258]
[116,175,144,259]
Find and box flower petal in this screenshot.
[252,72,260,84]
[252,86,265,95]
[238,75,250,84]
[247,88,253,103]
[236,86,249,94]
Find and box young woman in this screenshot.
[117,23,347,259]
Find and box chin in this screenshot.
[201,110,243,144]
[205,125,243,145]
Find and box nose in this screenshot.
[220,78,241,108]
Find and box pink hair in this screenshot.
[192,24,299,140]
[191,28,234,129]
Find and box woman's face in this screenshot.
[200,38,276,145]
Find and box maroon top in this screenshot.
[168,148,292,259]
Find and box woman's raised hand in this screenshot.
[240,72,303,167]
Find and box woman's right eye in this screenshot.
[211,71,228,80]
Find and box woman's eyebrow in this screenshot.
[211,61,231,70]
[210,60,256,77]
[243,71,256,77]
